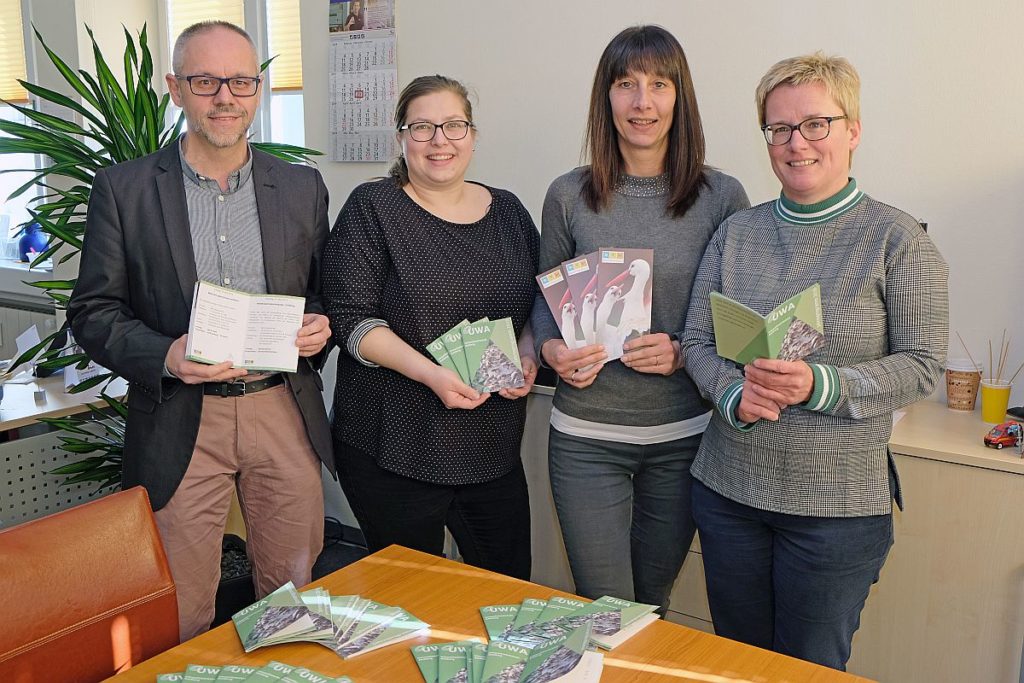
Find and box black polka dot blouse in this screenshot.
[323,177,540,485]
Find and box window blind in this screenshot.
[0,0,28,103]
[267,0,302,91]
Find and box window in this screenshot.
[0,0,34,240]
[163,0,305,147]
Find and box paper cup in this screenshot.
[945,359,982,411]
[980,379,1012,423]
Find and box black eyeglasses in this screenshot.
[398,120,474,142]
[175,74,262,97]
[761,115,847,145]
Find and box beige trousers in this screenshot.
[154,383,324,641]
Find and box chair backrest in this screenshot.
[0,486,179,682]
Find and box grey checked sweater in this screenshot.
[532,166,749,427]
[683,181,949,517]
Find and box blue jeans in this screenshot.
[548,428,700,612]
[692,480,893,671]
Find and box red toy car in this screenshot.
[984,421,1023,450]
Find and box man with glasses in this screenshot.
[68,21,334,641]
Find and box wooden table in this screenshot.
[107,545,872,682]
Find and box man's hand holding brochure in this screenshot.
[185,281,306,373]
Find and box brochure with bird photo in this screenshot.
[535,264,579,348]
[593,248,654,361]
[709,283,825,365]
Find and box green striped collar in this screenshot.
[774,179,864,225]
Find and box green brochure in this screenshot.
[710,283,825,364]
[479,640,529,683]
[338,606,429,658]
[241,661,296,683]
[184,665,222,682]
[157,675,185,683]
[587,595,659,649]
[427,336,461,376]
[214,665,258,682]
[518,621,592,683]
[437,642,471,683]
[479,604,519,640]
[504,596,586,649]
[470,641,487,683]
[411,643,442,683]
[277,666,348,683]
[504,598,561,649]
[536,596,588,625]
[462,317,524,392]
[510,598,546,631]
[328,595,371,649]
[440,319,472,384]
[232,582,318,652]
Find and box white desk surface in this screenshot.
[0,374,127,432]
[890,399,1024,475]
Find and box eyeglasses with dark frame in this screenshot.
[398,120,474,142]
[175,74,262,97]
[761,115,847,146]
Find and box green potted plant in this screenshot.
[0,24,321,490]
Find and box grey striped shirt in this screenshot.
[179,139,268,294]
[683,191,948,517]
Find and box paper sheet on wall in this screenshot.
[328,0,398,162]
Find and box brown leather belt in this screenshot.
[203,374,284,397]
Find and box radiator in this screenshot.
[0,301,57,362]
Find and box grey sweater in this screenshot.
[683,189,949,516]
[532,166,749,427]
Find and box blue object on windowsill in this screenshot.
[18,222,47,263]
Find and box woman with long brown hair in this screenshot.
[531,25,748,610]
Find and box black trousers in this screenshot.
[335,439,532,581]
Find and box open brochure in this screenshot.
[709,283,825,365]
[186,281,305,373]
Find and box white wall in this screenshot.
[301,0,1024,405]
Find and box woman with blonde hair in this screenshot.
[683,52,948,669]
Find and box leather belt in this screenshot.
[203,374,284,397]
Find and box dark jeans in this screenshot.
[334,439,532,580]
[548,428,700,613]
[692,479,893,671]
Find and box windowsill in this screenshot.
[0,259,54,308]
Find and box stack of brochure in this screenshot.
[410,594,657,682]
[426,317,524,392]
[232,583,429,660]
[481,595,659,651]
[536,249,654,361]
[412,622,601,683]
[156,661,352,682]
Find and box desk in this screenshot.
[0,374,127,432]
[108,545,871,682]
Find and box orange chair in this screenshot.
[0,486,179,682]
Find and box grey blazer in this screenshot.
[68,142,334,510]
